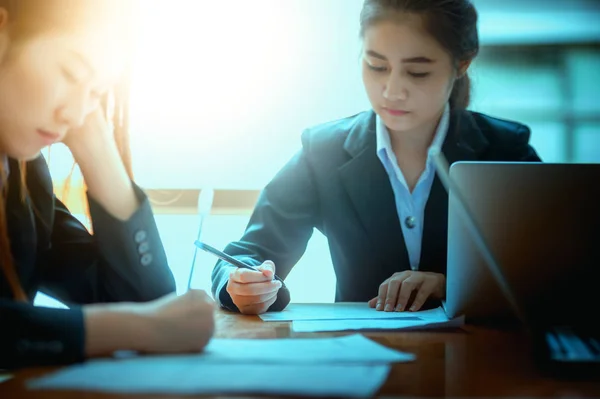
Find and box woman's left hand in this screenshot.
[368,271,446,312]
[59,106,138,221]
[62,108,113,160]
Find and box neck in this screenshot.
[388,109,444,158]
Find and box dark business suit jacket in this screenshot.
[211,109,541,312]
[0,155,175,369]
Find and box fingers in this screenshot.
[368,297,378,308]
[374,277,391,310]
[226,260,282,314]
[227,274,282,313]
[227,279,282,296]
[408,280,436,312]
[258,261,276,279]
[230,269,271,284]
[372,272,444,312]
[230,261,276,283]
[238,293,278,315]
[238,290,279,307]
[185,289,217,310]
[396,276,422,312]
[375,272,410,311]
[384,278,404,312]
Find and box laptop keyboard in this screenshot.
[546,326,600,362]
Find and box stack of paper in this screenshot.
[28,334,413,398]
[258,303,464,333]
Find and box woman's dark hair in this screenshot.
[0,0,133,302]
[360,0,479,110]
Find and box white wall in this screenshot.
[129,0,369,190]
[128,0,600,190]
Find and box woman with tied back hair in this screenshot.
[211,0,541,315]
[0,0,214,369]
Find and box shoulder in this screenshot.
[25,154,53,197]
[25,154,56,227]
[466,111,532,146]
[300,110,373,153]
[456,110,540,161]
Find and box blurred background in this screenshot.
[37,0,600,308]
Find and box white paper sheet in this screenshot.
[292,314,465,333]
[28,362,390,398]
[28,335,412,397]
[200,334,414,364]
[259,302,450,322]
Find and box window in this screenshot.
[36,0,600,308]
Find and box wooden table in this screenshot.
[2,309,599,398]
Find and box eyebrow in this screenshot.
[68,50,95,76]
[365,50,435,63]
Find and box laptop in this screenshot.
[430,152,600,376]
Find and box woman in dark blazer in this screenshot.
[0,0,213,369]
[211,0,541,315]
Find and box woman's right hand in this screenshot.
[226,261,282,315]
[84,289,215,357]
[138,289,215,353]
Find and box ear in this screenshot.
[456,59,472,78]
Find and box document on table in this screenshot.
[292,313,465,333]
[257,303,464,332]
[28,334,413,398]
[29,363,389,398]
[258,302,451,321]
[199,334,414,364]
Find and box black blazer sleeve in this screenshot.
[211,130,320,312]
[0,156,175,369]
[0,300,85,369]
[41,186,176,304]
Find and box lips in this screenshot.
[383,107,409,117]
[37,129,61,145]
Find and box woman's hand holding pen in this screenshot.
[227,261,283,315]
[368,271,446,312]
[138,289,215,353]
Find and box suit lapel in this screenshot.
[419,110,490,272]
[337,110,491,275]
[338,111,409,271]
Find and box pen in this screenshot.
[194,240,282,281]
[187,188,214,291]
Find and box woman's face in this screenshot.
[361,13,459,137]
[0,10,126,160]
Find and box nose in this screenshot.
[383,74,408,102]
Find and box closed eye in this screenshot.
[367,64,387,73]
[408,72,430,78]
[61,67,80,84]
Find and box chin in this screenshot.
[381,116,418,133]
[5,145,43,162]
[22,151,43,161]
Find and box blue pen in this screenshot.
[194,240,283,281]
